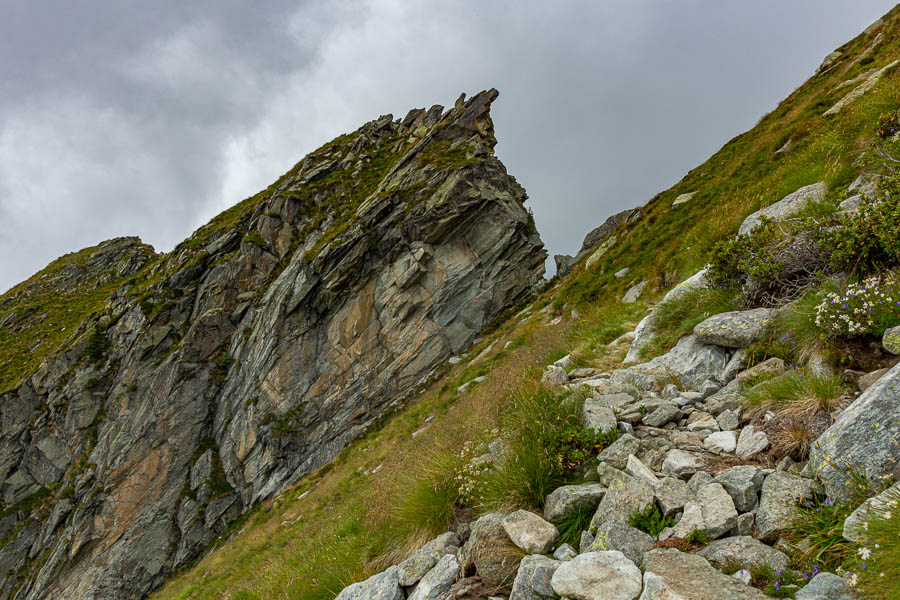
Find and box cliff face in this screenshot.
[0,89,546,599]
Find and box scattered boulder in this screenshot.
[672,192,697,207]
[625,455,660,486]
[795,572,856,600]
[542,366,569,387]
[883,325,900,355]
[591,519,655,565]
[642,404,680,428]
[823,60,899,116]
[509,555,560,600]
[808,361,900,501]
[598,434,642,470]
[698,536,791,572]
[336,567,404,600]
[550,551,642,600]
[458,513,522,586]
[622,281,647,303]
[640,548,767,599]
[544,484,607,524]
[553,544,577,562]
[738,183,826,235]
[590,474,654,532]
[735,426,769,459]
[703,431,737,454]
[627,335,730,390]
[582,399,617,434]
[716,409,741,431]
[714,466,764,513]
[408,555,459,600]
[693,309,776,348]
[661,449,703,480]
[503,510,560,554]
[653,476,694,517]
[756,472,819,541]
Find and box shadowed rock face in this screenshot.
[0,90,546,599]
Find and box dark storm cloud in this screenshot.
[0,1,896,292]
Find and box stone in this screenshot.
[590,474,654,532]
[823,60,899,116]
[591,520,655,566]
[737,358,786,383]
[640,548,767,599]
[625,455,660,486]
[553,543,577,561]
[582,399,617,434]
[661,449,703,480]
[661,383,680,400]
[642,404,680,428]
[622,281,647,303]
[795,572,857,600]
[653,477,694,517]
[550,551,642,600]
[579,530,595,553]
[627,335,730,390]
[459,513,522,586]
[542,365,569,387]
[738,182,827,235]
[699,379,721,398]
[544,484,607,524]
[736,513,755,536]
[756,472,819,541]
[808,361,900,501]
[716,409,741,431]
[686,411,719,431]
[704,431,737,454]
[336,567,404,600]
[858,368,888,391]
[732,569,752,585]
[693,309,776,348]
[687,471,714,494]
[585,236,617,269]
[698,536,791,572]
[695,483,738,539]
[510,555,561,600]
[842,482,900,543]
[615,267,630,279]
[408,555,459,600]
[883,325,900,355]
[672,192,696,207]
[735,426,769,459]
[592,393,637,411]
[598,434,642,470]
[398,550,442,587]
[714,466,764,513]
[848,172,881,198]
[503,510,560,554]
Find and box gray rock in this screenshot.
[653,476,694,517]
[590,474,654,532]
[408,555,459,600]
[714,466,764,513]
[716,409,741,431]
[698,536,791,572]
[757,472,819,541]
[857,368,888,392]
[459,513,521,586]
[672,192,697,207]
[598,434,642,470]
[687,471,714,494]
[736,513,755,536]
[732,569,752,585]
[693,309,776,349]
[622,281,647,303]
[699,380,721,398]
[503,510,560,554]
[336,567,404,600]
[736,426,769,459]
[627,335,730,390]
[795,572,857,600]
[642,404,680,428]
[824,60,899,116]
[703,431,736,454]
[738,183,827,235]
[661,449,703,480]
[843,482,900,543]
[542,365,569,387]
[615,268,630,279]
[640,548,767,599]
[696,483,739,539]
[582,399,617,434]
[544,484,607,524]
[510,555,561,600]
[579,530,595,553]
[808,361,900,501]
[625,455,660,486]
[661,384,680,400]
[553,544,577,561]
[883,325,900,355]
[398,550,442,587]
[591,520,654,566]
[550,551,642,600]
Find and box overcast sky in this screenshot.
[0,1,895,293]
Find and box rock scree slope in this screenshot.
[0,89,546,599]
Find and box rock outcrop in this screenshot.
[0,90,545,599]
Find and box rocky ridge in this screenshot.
[0,90,546,599]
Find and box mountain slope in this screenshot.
[0,90,545,599]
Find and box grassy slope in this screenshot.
[143,9,898,599]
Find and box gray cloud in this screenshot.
[1,0,895,292]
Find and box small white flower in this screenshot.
[858,546,872,560]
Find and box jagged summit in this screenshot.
[0,91,545,598]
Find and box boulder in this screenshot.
[883,325,900,355]
[808,361,900,501]
[590,474,654,532]
[544,484,607,524]
[591,520,655,566]
[622,281,647,303]
[795,572,857,600]
[503,510,560,554]
[698,536,791,572]
[735,426,769,459]
[550,551,642,600]
[642,404,680,428]
[693,309,776,348]
[672,192,696,207]
[660,483,737,541]
[738,183,826,235]
[714,466,764,513]
[703,431,737,454]
[510,555,561,600]
[653,477,694,517]
[542,366,569,387]
[756,472,819,541]
[598,434,642,470]
[553,544,577,561]
[640,549,767,599]
[336,567,404,600]
[842,482,900,543]
[582,399,617,434]
[458,513,522,586]
[716,409,741,431]
[661,449,703,480]
[408,555,459,600]
[625,455,660,486]
[627,335,730,390]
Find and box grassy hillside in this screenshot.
[152,9,900,600]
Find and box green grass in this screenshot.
[557,506,595,548]
[742,371,847,417]
[854,485,900,598]
[628,504,675,537]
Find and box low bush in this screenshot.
[628,504,674,537]
[814,271,900,337]
[817,186,900,275]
